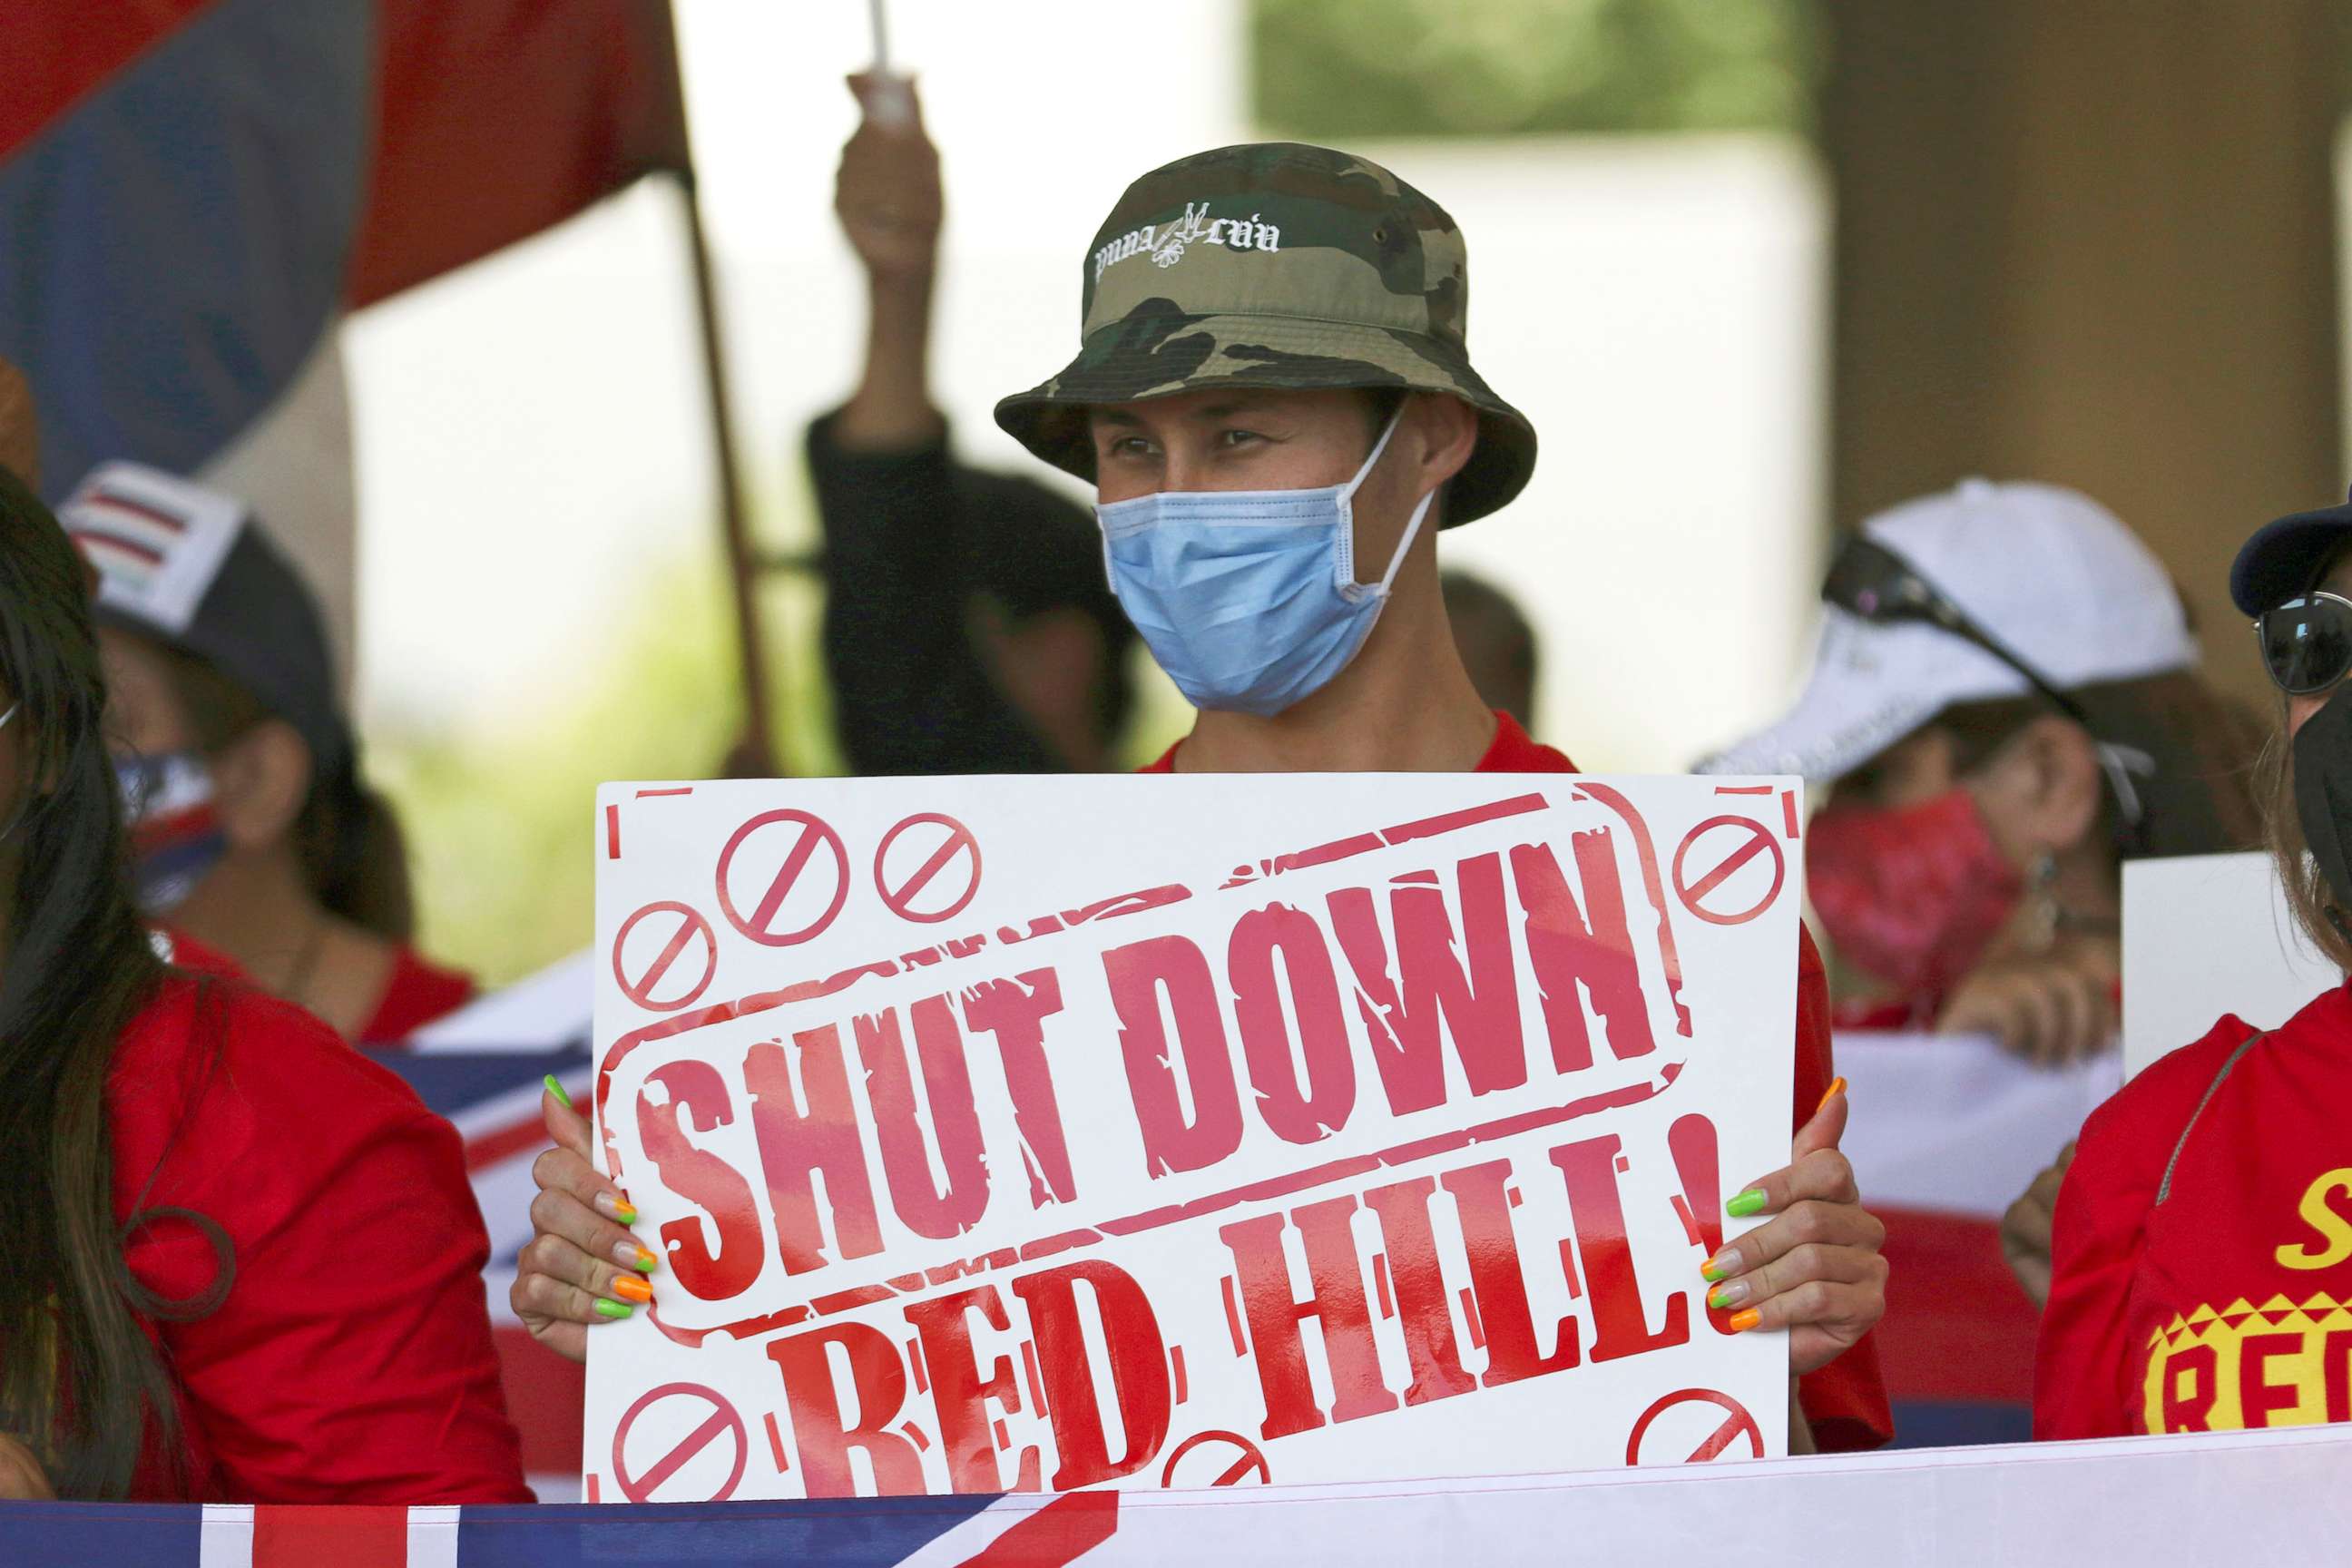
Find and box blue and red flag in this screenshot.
[0,0,687,499]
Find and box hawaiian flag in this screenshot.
[370,953,599,1494]
[0,0,688,501]
[7,1492,1110,1566]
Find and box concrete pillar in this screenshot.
[1825,0,2344,703]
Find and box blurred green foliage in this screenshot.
[373,494,1191,990]
[370,544,833,988]
[1252,0,1821,138]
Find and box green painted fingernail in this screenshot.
[594,1298,633,1320]
[544,1074,574,1111]
[1726,1189,1768,1219]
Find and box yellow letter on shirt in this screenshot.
[2276,1169,2352,1270]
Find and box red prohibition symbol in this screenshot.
[612,1382,750,1503]
[1671,815,1787,927]
[1158,1428,1271,1489]
[1624,1387,1766,1465]
[874,812,984,925]
[612,900,718,1012]
[715,808,850,947]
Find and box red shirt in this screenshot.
[108,972,530,1501]
[2035,982,2352,1439]
[1145,710,1894,1450]
[361,945,479,1044]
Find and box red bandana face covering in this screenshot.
[1805,787,2025,1003]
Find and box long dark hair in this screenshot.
[2259,699,2352,972]
[0,466,202,1496]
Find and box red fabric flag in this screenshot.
[349,0,690,307]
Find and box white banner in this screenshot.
[2122,851,2337,1080]
[152,1426,2352,1566]
[586,774,1806,1501]
[1834,1032,2118,1217]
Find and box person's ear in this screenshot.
[207,720,312,851]
[1406,392,1477,496]
[2000,715,2106,854]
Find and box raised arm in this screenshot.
[832,74,945,453]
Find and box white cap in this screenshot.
[1700,479,2198,780]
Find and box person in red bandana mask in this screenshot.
[1701,480,2259,1066]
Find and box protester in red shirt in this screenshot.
[517,142,1889,1452]
[0,467,528,1502]
[1702,483,2260,1064]
[2035,496,2352,1438]
[64,461,475,1044]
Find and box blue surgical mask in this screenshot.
[1095,407,1438,716]
[116,751,228,913]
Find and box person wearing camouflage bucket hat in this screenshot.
[996,142,1534,525]
[993,142,1549,756]
[983,144,1893,1449]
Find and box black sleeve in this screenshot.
[805,410,1061,775]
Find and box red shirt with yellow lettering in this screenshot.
[1144,710,1893,1450]
[2036,982,2352,1438]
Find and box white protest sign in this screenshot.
[586,773,1802,1502]
[2121,851,2338,1080]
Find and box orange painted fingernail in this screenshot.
[612,1273,654,1305]
[1815,1076,1847,1116]
[595,1191,638,1225]
[1730,1308,1762,1333]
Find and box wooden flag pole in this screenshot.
[649,3,780,777]
[677,168,780,777]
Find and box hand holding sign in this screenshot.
[513,1083,652,1365]
[1698,1083,1887,1376]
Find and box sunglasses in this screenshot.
[2254,592,2352,697]
[1822,534,2101,732]
[1822,533,2152,835]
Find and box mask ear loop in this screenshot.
[1338,403,1439,603]
[2093,740,2155,828]
[1344,404,1408,495]
[1365,489,1438,599]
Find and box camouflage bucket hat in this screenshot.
[994,142,1536,525]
